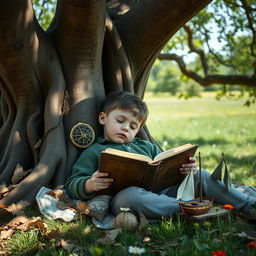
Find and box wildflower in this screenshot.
[120,207,131,212]
[247,241,256,249]
[223,204,234,211]
[193,222,200,229]
[211,250,226,256]
[128,246,146,255]
[204,221,211,228]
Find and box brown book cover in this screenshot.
[98,143,198,195]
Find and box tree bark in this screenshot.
[0,0,212,205]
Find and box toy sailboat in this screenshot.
[177,152,213,216]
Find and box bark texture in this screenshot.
[0,0,212,205]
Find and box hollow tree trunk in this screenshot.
[0,0,212,205]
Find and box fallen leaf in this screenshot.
[5,200,30,216]
[143,236,151,242]
[0,185,16,199]
[0,250,9,256]
[97,228,122,245]
[4,215,30,229]
[42,228,64,240]
[0,186,9,196]
[11,164,32,184]
[47,189,75,209]
[16,217,47,233]
[0,229,15,240]
[58,239,77,251]
[46,189,64,199]
[75,202,90,215]
[54,185,64,190]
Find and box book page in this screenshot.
[153,144,196,162]
[103,148,152,162]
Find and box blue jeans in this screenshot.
[110,170,254,219]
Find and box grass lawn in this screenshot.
[145,92,256,186]
[1,92,256,256]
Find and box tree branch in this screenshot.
[109,0,213,96]
[158,53,256,87]
[183,24,209,75]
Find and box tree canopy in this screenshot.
[159,0,256,104]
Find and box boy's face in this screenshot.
[99,108,142,144]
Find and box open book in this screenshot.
[98,143,198,195]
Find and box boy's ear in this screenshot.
[99,112,106,125]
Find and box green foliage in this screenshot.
[147,61,203,97]
[6,229,42,256]
[160,0,255,99]
[32,0,56,30]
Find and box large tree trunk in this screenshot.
[0,0,212,205]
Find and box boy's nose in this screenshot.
[121,125,129,132]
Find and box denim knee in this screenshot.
[110,186,145,215]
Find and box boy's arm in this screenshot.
[65,149,99,200]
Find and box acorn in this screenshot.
[115,208,138,231]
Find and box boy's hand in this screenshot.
[85,170,113,194]
[179,157,197,176]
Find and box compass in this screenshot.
[70,123,95,148]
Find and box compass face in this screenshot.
[70,123,95,148]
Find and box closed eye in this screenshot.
[116,118,124,123]
[130,124,138,130]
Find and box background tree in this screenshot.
[0,0,212,205]
[158,0,256,104]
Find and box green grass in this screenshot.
[3,93,256,256]
[145,92,256,186]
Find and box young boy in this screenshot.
[65,91,256,221]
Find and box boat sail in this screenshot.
[176,152,213,216]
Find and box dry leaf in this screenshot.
[76,202,90,215]
[54,185,64,190]
[97,228,122,245]
[46,189,64,199]
[11,164,32,184]
[5,215,30,229]
[5,200,30,216]
[143,236,151,242]
[59,239,77,251]
[42,228,64,240]
[0,229,15,240]
[0,249,10,256]
[0,186,9,196]
[0,185,16,199]
[16,217,47,233]
[47,189,75,209]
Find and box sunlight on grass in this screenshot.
[6,229,41,256]
[145,92,256,186]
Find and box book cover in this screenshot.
[98,143,198,195]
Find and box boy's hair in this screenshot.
[102,91,148,128]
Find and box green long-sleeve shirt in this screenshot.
[65,137,162,200]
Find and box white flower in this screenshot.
[120,207,131,212]
[128,246,146,255]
